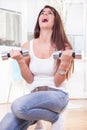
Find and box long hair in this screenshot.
[34,5,74,79]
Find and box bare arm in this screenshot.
[54,49,73,86]
[9,42,34,83]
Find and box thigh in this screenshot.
[11,90,69,113]
[31,90,69,113]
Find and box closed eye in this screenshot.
[40,10,54,15]
[48,11,53,15]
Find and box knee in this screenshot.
[11,100,23,118]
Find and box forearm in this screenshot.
[54,56,71,86]
[54,49,74,86]
[17,59,34,83]
[54,71,66,87]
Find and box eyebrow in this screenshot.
[41,9,54,14]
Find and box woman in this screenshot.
[0,5,74,130]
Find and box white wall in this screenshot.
[27,0,52,33]
[0,52,12,103]
[0,0,22,12]
[84,2,87,58]
[0,0,28,42]
[0,0,87,103]
[0,46,30,103]
[67,60,87,99]
[65,3,84,35]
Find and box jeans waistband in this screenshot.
[31,86,55,93]
[31,86,67,94]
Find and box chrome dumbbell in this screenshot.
[1,48,29,60]
[53,51,82,60]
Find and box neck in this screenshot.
[39,29,52,44]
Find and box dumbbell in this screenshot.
[1,48,29,60]
[53,51,82,60]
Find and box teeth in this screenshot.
[42,19,48,22]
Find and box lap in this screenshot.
[11,90,69,113]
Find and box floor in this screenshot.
[63,99,87,130]
[0,99,87,130]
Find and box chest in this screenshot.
[30,56,56,76]
[33,43,55,59]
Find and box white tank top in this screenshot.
[29,39,67,92]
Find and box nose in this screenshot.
[44,12,47,15]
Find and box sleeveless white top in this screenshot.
[29,40,67,92]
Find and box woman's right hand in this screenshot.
[9,49,24,62]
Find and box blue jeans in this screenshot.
[0,89,69,130]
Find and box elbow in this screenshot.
[21,74,34,84]
[54,80,62,87]
[26,78,34,84]
[28,80,33,84]
[54,76,66,87]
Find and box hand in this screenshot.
[9,49,23,61]
[59,49,73,71]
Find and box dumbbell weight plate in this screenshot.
[1,48,29,60]
[53,51,82,60]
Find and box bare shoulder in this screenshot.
[21,41,30,50]
[21,39,34,51]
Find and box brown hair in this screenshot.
[34,5,74,79]
[34,5,72,50]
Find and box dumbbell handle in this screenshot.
[53,51,82,60]
[1,48,29,60]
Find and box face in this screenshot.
[39,7,55,30]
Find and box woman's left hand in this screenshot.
[59,49,74,71]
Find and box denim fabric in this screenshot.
[0,89,69,130]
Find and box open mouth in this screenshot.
[42,18,48,22]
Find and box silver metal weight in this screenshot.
[1,48,29,60]
[53,51,82,60]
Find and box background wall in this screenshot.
[0,0,87,103]
[0,0,28,43]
